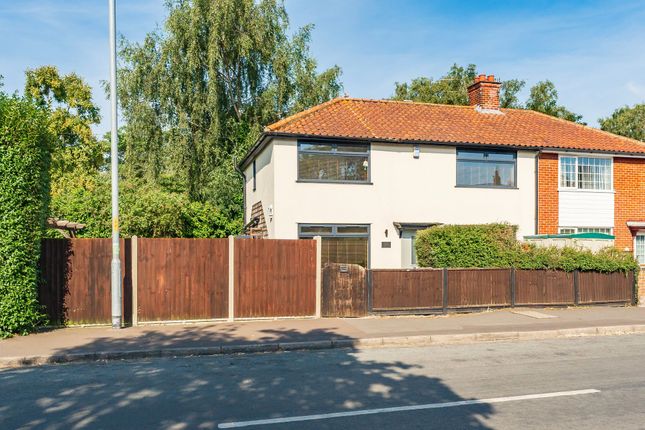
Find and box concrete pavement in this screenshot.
[1,306,645,367]
[1,334,644,429]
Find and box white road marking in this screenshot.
[218,388,600,428]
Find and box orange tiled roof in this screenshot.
[265,98,645,154]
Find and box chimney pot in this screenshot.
[487,74,495,81]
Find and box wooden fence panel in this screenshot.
[137,238,228,321]
[447,269,511,308]
[515,270,574,305]
[322,263,367,317]
[39,239,130,325]
[579,271,633,304]
[371,269,443,311]
[235,239,316,318]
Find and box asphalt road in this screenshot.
[1,334,644,430]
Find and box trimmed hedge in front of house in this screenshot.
[415,223,640,273]
[0,94,52,338]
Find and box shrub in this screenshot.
[415,223,518,268]
[416,223,639,273]
[49,174,241,238]
[0,94,52,337]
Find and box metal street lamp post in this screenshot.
[108,0,122,329]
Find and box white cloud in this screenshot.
[626,82,645,99]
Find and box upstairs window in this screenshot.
[298,141,369,183]
[456,149,517,188]
[559,156,612,190]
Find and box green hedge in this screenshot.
[415,223,639,273]
[0,94,52,337]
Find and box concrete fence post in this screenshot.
[314,236,322,318]
[228,235,235,322]
[442,268,449,314]
[131,235,138,327]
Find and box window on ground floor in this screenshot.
[635,235,645,265]
[298,224,369,267]
[558,227,613,235]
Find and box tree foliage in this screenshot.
[24,66,103,182]
[599,104,645,142]
[117,0,342,210]
[525,80,584,124]
[393,65,583,122]
[49,175,241,239]
[0,93,52,337]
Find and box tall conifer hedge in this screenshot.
[0,94,51,337]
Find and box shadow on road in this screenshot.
[0,327,494,429]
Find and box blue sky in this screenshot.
[1,0,644,134]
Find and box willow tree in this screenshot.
[118,0,342,216]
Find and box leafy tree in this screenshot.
[24,66,103,182]
[525,80,584,124]
[117,0,342,213]
[0,92,52,337]
[393,64,478,105]
[392,66,586,123]
[49,175,240,239]
[599,104,645,141]
[499,79,526,109]
[393,64,526,108]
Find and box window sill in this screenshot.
[296,180,373,185]
[455,185,518,190]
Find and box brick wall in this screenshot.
[613,157,645,251]
[537,153,559,234]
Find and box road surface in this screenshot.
[1,334,644,429]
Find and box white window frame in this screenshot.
[635,233,645,265]
[558,227,613,235]
[558,154,613,192]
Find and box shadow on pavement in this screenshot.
[0,327,494,429]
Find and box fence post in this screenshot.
[366,268,372,315]
[574,270,580,306]
[314,236,322,318]
[510,267,516,308]
[442,268,448,314]
[131,236,138,327]
[228,235,235,322]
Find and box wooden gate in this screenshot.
[322,263,367,317]
[234,238,317,318]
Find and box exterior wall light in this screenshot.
[413,145,420,158]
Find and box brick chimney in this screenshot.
[467,74,501,111]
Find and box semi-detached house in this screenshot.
[239,74,645,275]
